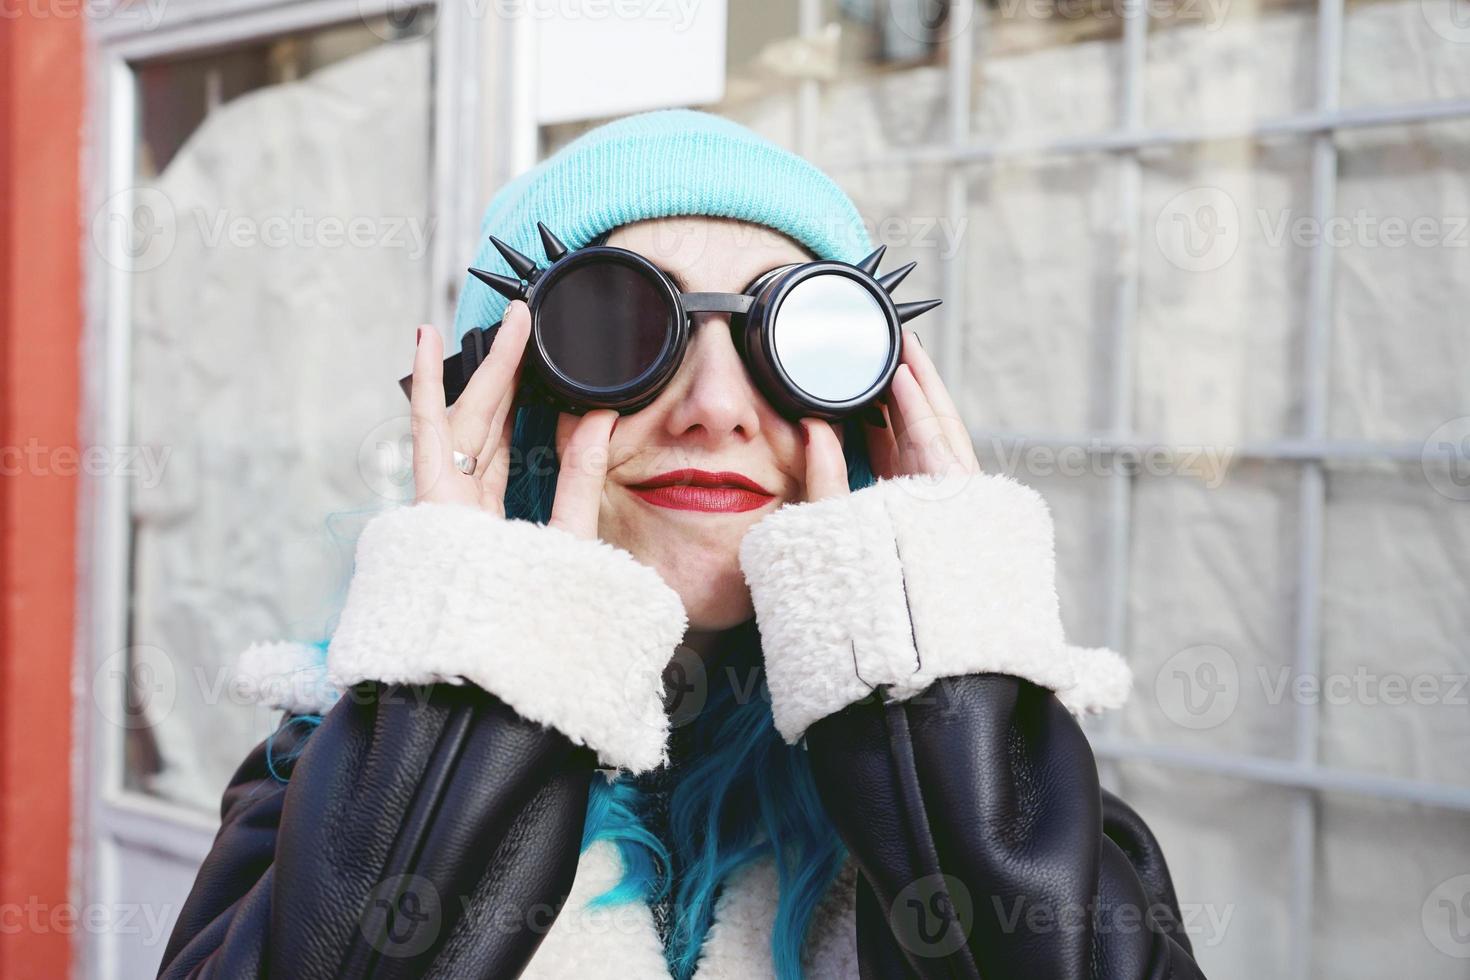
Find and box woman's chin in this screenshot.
[602,509,759,627]
[663,569,753,633]
[682,595,755,634]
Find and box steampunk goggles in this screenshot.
[401,222,941,421]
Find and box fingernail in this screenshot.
[910,330,923,349]
[416,326,423,346]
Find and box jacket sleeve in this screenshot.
[739,474,1205,980]
[158,502,688,980]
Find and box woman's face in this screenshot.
[554,216,839,634]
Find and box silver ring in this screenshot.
[452,451,477,475]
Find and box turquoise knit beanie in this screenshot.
[452,109,874,344]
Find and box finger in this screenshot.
[549,409,617,540]
[900,331,979,471]
[410,324,455,501]
[862,403,902,480]
[448,300,532,459]
[474,346,524,474]
[802,418,849,502]
[888,363,963,476]
[477,383,519,518]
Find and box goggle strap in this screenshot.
[397,323,493,406]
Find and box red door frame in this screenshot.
[0,5,84,979]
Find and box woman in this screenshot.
[159,110,1205,979]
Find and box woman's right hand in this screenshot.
[409,299,616,540]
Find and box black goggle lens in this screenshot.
[539,259,673,389]
[771,273,891,402]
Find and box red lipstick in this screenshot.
[628,468,775,513]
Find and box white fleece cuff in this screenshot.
[234,641,339,716]
[739,473,1131,743]
[325,502,687,773]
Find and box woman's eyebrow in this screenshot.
[656,264,692,292]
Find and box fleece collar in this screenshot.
[519,841,859,979]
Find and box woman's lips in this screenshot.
[627,469,776,514]
[630,484,774,513]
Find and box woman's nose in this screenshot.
[662,318,762,444]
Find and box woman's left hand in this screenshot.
[802,330,980,502]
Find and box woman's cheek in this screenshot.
[595,490,645,557]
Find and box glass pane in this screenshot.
[973,0,1122,137]
[719,0,806,147]
[727,0,803,88]
[1136,138,1312,444]
[542,2,954,159]
[1144,0,1317,129]
[540,117,609,157]
[1121,463,1301,758]
[832,160,950,299]
[1316,794,1470,978]
[816,0,952,158]
[962,152,1119,433]
[123,22,435,810]
[1320,462,1470,788]
[1112,764,1296,978]
[1342,0,1470,109]
[1328,120,1470,442]
[717,93,803,150]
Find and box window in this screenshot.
[81,5,473,972]
[120,16,437,810]
[535,0,1470,974]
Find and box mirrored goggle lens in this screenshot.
[538,260,673,389]
[772,274,891,402]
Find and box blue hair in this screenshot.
[500,399,878,980]
[265,711,323,783]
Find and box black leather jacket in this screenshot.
[158,675,1203,979]
[158,476,1207,979]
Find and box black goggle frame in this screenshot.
[400,221,941,422]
